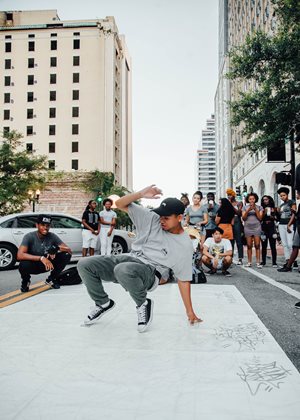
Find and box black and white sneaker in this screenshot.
[84,299,115,325]
[20,280,30,293]
[45,278,60,289]
[136,298,153,333]
[222,270,232,277]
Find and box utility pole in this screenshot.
[290,127,296,200]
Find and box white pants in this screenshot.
[278,224,294,260]
[82,229,98,249]
[100,229,113,255]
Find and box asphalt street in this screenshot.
[1,255,300,372]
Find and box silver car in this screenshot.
[0,212,135,270]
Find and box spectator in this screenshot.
[180,193,190,226]
[202,227,233,276]
[99,198,117,255]
[185,191,208,249]
[81,200,100,257]
[277,187,297,267]
[17,214,72,292]
[78,185,201,332]
[242,193,264,268]
[260,195,278,267]
[226,188,244,265]
[203,192,219,238]
[215,198,235,241]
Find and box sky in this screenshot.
[2,0,219,204]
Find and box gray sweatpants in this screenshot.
[77,254,156,307]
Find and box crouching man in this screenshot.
[78,184,202,333]
[17,215,72,292]
[202,227,233,277]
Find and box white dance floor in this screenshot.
[1,283,300,420]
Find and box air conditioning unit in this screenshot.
[11,66,14,69]
[10,99,14,103]
[10,117,13,121]
[11,82,14,86]
[34,80,37,84]
[35,63,38,67]
[33,132,36,135]
[34,98,37,101]
[33,115,36,118]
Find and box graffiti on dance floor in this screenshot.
[237,357,292,396]
[215,323,265,351]
[215,290,237,304]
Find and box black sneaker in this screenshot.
[84,299,115,325]
[295,302,300,309]
[52,283,60,289]
[206,269,216,275]
[277,266,292,272]
[136,298,153,333]
[293,261,298,270]
[222,270,232,277]
[20,280,30,293]
[45,278,60,289]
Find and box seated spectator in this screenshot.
[17,215,72,292]
[202,227,233,276]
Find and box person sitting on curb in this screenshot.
[77,184,202,333]
[17,214,72,292]
[202,227,233,277]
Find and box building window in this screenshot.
[5,59,11,69]
[27,109,34,119]
[72,107,79,117]
[73,73,80,83]
[5,35,12,39]
[27,75,34,85]
[49,91,56,101]
[49,125,56,135]
[50,57,57,67]
[73,39,80,49]
[51,33,57,37]
[49,142,56,153]
[3,127,10,135]
[4,93,11,103]
[48,160,55,170]
[4,76,11,86]
[72,159,78,170]
[27,126,33,136]
[28,41,35,52]
[72,142,79,152]
[73,56,80,66]
[28,58,35,68]
[72,124,79,135]
[4,109,10,120]
[27,92,34,102]
[28,34,35,38]
[49,108,56,118]
[26,143,33,153]
[73,32,80,36]
[50,40,57,50]
[72,90,79,100]
[50,74,57,84]
[5,43,12,53]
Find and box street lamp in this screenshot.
[28,189,40,212]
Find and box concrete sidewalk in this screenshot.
[1,282,300,420]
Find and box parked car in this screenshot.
[0,212,135,270]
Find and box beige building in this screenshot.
[0,9,133,191]
[216,0,296,200]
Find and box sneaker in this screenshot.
[148,275,159,292]
[45,278,60,289]
[136,298,153,333]
[295,302,300,309]
[245,262,252,267]
[272,264,278,268]
[237,259,243,265]
[20,280,30,293]
[222,270,232,277]
[52,283,60,289]
[293,261,298,270]
[206,269,216,275]
[84,299,115,325]
[256,263,263,269]
[277,266,292,272]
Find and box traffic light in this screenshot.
[96,195,102,203]
[242,183,247,197]
[236,186,241,196]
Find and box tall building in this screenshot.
[196,114,216,197]
[0,9,132,191]
[215,0,296,200]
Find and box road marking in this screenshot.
[242,266,300,300]
[0,282,51,308]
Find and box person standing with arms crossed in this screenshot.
[99,198,117,255]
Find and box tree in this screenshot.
[0,131,48,216]
[227,0,300,152]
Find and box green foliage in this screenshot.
[0,131,48,216]
[227,0,300,152]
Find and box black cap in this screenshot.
[152,198,185,216]
[37,214,52,224]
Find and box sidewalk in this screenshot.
[1,282,300,420]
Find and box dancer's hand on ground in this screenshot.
[139,185,162,199]
[187,310,203,325]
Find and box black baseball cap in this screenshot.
[37,214,52,224]
[152,198,185,216]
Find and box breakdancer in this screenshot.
[78,184,202,332]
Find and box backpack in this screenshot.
[57,266,82,286]
[191,268,207,284]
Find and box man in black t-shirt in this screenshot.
[81,200,100,257]
[17,215,72,292]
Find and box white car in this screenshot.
[0,212,135,270]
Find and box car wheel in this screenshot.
[0,243,17,270]
[111,237,128,255]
